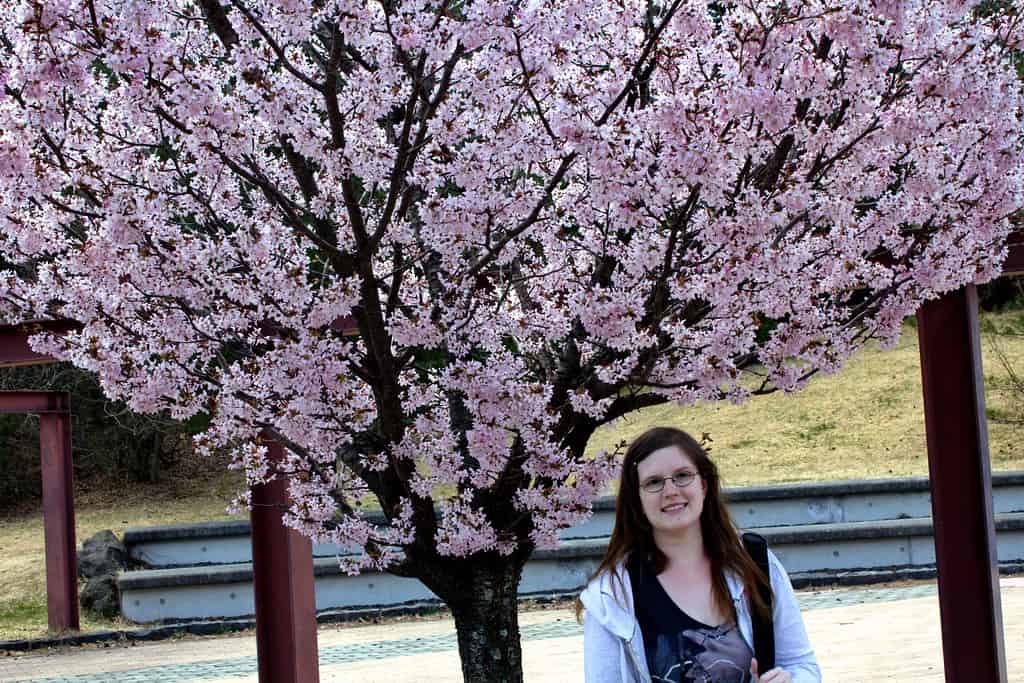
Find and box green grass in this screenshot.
[0,597,46,637]
[1,312,1023,640]
[0,596,125,641]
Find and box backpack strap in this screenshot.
[626,551,644,613]
[741,531,775,672]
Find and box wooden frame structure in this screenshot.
[1,238,1022,680]
[0,388,77,632]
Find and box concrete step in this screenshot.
[118,511,1024,623]
[124,472,1024,569]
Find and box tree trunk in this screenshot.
[443,561,526,683]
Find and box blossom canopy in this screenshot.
[1,0,1021,566]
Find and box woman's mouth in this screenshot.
[662,502,688,513]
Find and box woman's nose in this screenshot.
[661,478,685,493]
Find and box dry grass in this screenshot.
[588,311,1024,486]
[0,466,244,641]
[1,311,1022,641]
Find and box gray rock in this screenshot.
[80,575,120,619]
[78,530,128,579]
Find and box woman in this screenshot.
[579,427,820,682]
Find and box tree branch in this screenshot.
[197,0,239,51]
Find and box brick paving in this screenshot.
[2,578,1022,682]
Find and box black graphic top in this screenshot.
[634,559,754,682]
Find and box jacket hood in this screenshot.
[579,566,639,641]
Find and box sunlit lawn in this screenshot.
[0,467,245,641]
[588,312,1024,487]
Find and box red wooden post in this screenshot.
[250,436,320,683]
[917,284,1006,683]
[38,408,79,632]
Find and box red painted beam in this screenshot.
[0,391,71,414]
[39,411,79,632]
[0,320,80,368]
[917,285,1007,683]
[251,436,320,683]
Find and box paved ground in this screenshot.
[2,578,1023,682]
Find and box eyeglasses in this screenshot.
[640,471,698,494]
[640,470,698,494]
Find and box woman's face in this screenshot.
[636,445,706,536]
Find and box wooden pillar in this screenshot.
[917,284,1006,682]
[37,399,79,632]
[250,436,320,683]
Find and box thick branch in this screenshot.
[197,0,239,51]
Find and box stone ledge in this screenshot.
[760,512,1024,544]
[723,470,1024,503]
[120,471,1024,544]
[119,512,1024,591]
[790,561,1024,589]
[123,519,252,544]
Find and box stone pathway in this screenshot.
[2,579,1022,682]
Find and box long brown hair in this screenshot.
[577,427,771,625]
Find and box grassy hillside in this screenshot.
[588,311,1024,487]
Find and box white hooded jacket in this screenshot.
[578,549,821,682]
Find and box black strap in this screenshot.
[741,532,775,672]
[626,551,644,613]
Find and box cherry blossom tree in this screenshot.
[2,1,1022,679]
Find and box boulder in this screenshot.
[80,574,120,619]
[78,530,128,579]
